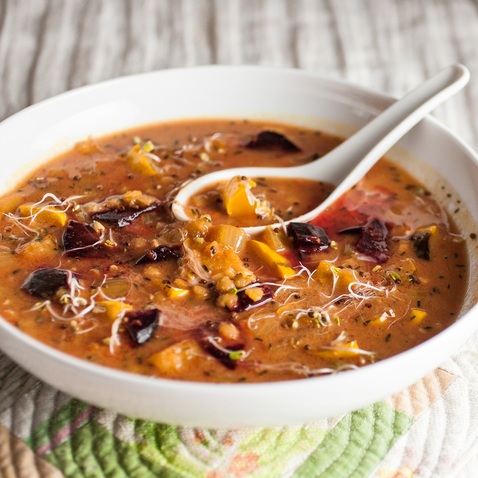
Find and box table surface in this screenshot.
[1,1,478,477]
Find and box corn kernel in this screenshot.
[409,308,428,324]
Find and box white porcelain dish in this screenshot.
[0,66,477,428]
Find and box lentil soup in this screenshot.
[0,119,467,382]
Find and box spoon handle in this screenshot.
[303,64,470,189]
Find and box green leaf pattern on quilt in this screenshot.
[24,399,412,477]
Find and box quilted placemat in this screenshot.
[1,331,478,478]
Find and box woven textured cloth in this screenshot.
[1,1,478,476]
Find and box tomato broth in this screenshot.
[0,119,468,382]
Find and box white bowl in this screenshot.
[0,66,477,428]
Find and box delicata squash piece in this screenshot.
[315,340,363,360]
[127,142,159,176]
[96,301,133,321]
[313,261,356,294]
[18,204,68,227]
[0,192,25,214]
[222,175,273,218]
[149,340,203,375]
[222,176,257,216]
[247,240,296,279]
[17,235,59,262]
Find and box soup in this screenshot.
[0,119,467,382]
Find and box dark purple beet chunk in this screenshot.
[63,220,102,256]
[201,341,244,370]
[338,225,364,235]
[355,218,389,263]
[287,222,330,254]
[245,131,301,152]
[135,245,181,264]
[21,268,69,299]
[197,321,245,370]
[227,283,273,313]
[411,230,431,260]
[92,203,159,227]
[123,309,160,346]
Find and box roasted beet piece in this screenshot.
[337,225,364,235]
[197,321,245,370]
[201,340,245,370]
[21,267,69,299]
[227,283,273,313]
[287,222,330,255]
[245,131,301,152]
[63,220,102,256]
[411,230,431,260]
[123,308,160,346]
[92,203,159,227]
[135,245,181,264]
[355,218,389,263]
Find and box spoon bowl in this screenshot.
[172,64,470,234]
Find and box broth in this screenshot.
[0,119,467,382]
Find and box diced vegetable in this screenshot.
[122,190,158,208]
[245,130,301,152]
[247,240,296,278]
[312,261,355,292]
[18,234,59,262]
[207,224,246,253]
[228,283,273,312]
[409,308,428,323]
[97,301,132,321]
[63,220,103,256]
[101,278,130,298]
[21,267,69,299]
[196,320,247,369]
[135,245,181,264]
[0,193,25,214]
[123,308,160,346]
[222,176,259,216]
[149,339,202,374]
[262,226,288,252]
[287,222,330,254]
[315,340,361,359]
[200,338,245,370]
[186,215,212,238]
[18,205,68,227]
[353,218,389,263]
[411,225,437,261]
[91,203,159,228]
[127,144,158,176]
[167,286,189,299]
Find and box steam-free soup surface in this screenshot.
[0,119,468,382]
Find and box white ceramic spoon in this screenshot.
[172,64,470,234]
